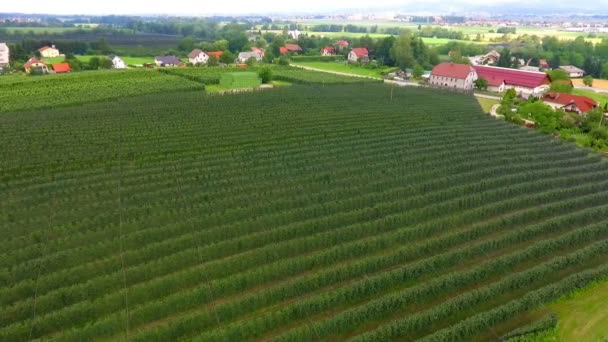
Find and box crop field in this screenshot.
[2,82,608,341]
[290,61,395,78]
[0,69,202,112]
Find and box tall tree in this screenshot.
[390,32,414,69]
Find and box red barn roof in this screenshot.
[336,40,349,47]
[207,51,223,59]
[431,62,475,79]
[544,92,598,113]
[280,47,289,54]
[285,44,302,52]
[52,63,71,73]
[350,48,369,57]
[474,65,551,89]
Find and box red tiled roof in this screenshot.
[251,47,264,54]
[38,46,52,51]
[321,46,335,53]
[431,62,475,79]
[336,40,349,47]
[285,44,302,52]
[52,63,71,73]
[280,47,289,54]
[207,51,223,59]
[474,65,551,89]
[24,57,45,69]
[351,48,369,57]
[544,92,598,113]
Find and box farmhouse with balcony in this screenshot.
[429,62,477,90]
[24,57,48,73]
[39,45,60,58]
[187,49,209,65]
[474,65,552,98]
[543,92,598,114]
[348,48,369,63]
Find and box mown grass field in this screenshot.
[2,76,608,341]
[290,61,394,78]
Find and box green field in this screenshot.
[3,26,86,34]
[219,72,261,88]
[0,69,202,112]
[2,78,608,341]
[41,55,155,66]
[476,97,500,113]
[291,61,393,78]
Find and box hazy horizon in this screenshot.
[0,0,605,16]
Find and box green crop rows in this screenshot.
[0,69,202,112]
[1,83,608,341]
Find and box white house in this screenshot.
[559,65,585,78]
[109,55,127,69]
[0,42,9,67]
[237,51,262,63]
[187,49,209,65]
[430,62,478,90]
[39,45,60,58]
[348,48,369,63]
[288,30,301,39]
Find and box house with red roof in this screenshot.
[543,92,598,114]
[207,51,223,60]
[52,63,71,73]
[430,62,478,90]
[348,48,369,63]
[24,57,48,74]
[285,44,303,54]
[279,47,289,55]
[336,40,349,49]
[251,47,265,59]
[39,45,60,58]
[321,46,335,56]
[474,65,552,98]
[188,49,209,65]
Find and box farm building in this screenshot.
[237,51,262,63]
[468,50,500,66]
[39,45,60,58]
[251,47,265,59]
[559,65,585,78]
[430,62,477,90]
[155,56,182,67]
[285,44,303,54]
[108,55,127,69]
[348,48,369,63]
[279,47,289,55]
[321,46,335,56]
[335,40,349,49]
[474,65,552,98]
[52,63,71,73]
[543,92,598,114]
[24,57,48,74]
[207,51,223,60]
[0,42,9,67]
[187,49,209,65]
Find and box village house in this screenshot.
[321,46,335,56]
[207,51,223,61]
[429,62,477,90]
[559,65,585,78]
[348,48,369,63]
[251,47,265,59]
[188,49,209,65]
[0,42,9,67]
[155,56,182,67]
[543,92,598,114]
[335,40,349,51]
[469,50,500,66]
[24,57,48,73]
[38,45,60,58]
[539,59,550,70]
[108,55,127,69]
[288,30,301,39]
[474,65,552,98]
[285,44,303,54]
[237,51,262,63]
[52,63,71,73]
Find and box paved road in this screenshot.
[574,85,608,95]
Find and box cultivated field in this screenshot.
[573,78,608,91]
[1,82,608,341]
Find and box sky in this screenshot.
[1,0,594,16]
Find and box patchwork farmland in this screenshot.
[1,83,608,341]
